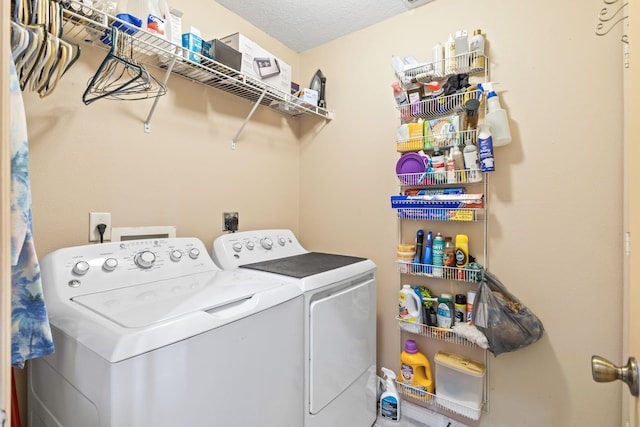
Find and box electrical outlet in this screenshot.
[223,212,239,232]
[89,212,112,242]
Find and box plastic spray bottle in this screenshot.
[380,368,400,422]
[478,82,512,146]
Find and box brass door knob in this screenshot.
[591,355,639,396]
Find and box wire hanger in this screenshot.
[82,26,167,105]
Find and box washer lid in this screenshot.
[72,270,283,328]
[240,252,366,278]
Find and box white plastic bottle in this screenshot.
[432,42,444,76]
[444,33,456,75]
[399,284,422,333]
[477,124,495,172]
[463,139,482,183]
[469,29,485,70]
[446,149,456,184]
[380,367,400,422]
[451,144,466,183]
[480,83,512,146]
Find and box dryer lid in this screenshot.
[240,252,366,278]
[72,270,283,328]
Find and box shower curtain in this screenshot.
[9,55,54,368]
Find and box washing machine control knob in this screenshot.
[232,242,243,253]
[260,238,273,250]
[277,237,286,246]
[102,258,118,271]
[72,261,90,275]
[246,241,255,250]
[189,248,200,259]
[170,250,183,262]
[134,251,156,269]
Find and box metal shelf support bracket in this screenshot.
[231,89,267,149]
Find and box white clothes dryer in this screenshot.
[212,229,377,427]
[28,237,303,427]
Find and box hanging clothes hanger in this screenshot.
[82,26,167,104]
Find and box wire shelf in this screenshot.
[401,52,487,85]
[395,208,484,222]
[396,316,479,347]
[60,2,333,120]
[396,129,478,153]
[397,170,483,187]
[395,381,485,421]
[399,89,482,122]
[396,261,484,282]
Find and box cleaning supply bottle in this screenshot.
[451,144,466,183]
[463,139,482,183]
[432,42,444,76]
[436,293,455,328]
[392,81,408,107]
[454,294,467,324]
[455,234,469,281]
[446,149,456,184]
[432,233,445,277]
[477,124,495,172]
[469,29,485,70]
[380,367,400,422]
[442,236,455,279]
[399,340,434,400]
[399,285,422,333]
[422,231,433,274]
[478,82,512,146]
[431,146,446,183]
[444,33,456,75]
[413,229,424,272]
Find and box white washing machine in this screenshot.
[28,237,304,427]
[212,229,377,427]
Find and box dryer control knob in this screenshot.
[170,250,183,262]
[72,261,90,275]
[277,237,286,246]
[246,241,255,250]
[134,251,156,269]
[260,238,273,250]
[232,242,243,253]
[102,258,118,271]
[189,248,200,259]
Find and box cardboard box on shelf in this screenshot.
[219,32,292,94]
[202,39,242,72]
[182,27,202,63]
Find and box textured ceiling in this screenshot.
[214,0,434,53]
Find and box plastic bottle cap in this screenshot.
[404,339,418,354]
[441,293,452,299]
[455,294,467,304]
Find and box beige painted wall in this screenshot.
[298,0,624,426]
[18,0,623,426]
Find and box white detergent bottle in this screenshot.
[480,82,512,146]
[399,284,422,333]
[380,367,400,422]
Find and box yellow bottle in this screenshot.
[398,339,434,400]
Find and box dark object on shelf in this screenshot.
[310,69,326,108]
[472,270,544,356]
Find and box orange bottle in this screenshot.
[398,339,434,400]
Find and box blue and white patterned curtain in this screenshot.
[9,55,54,368]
